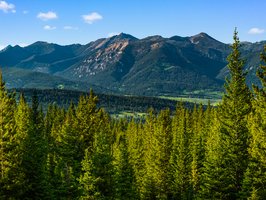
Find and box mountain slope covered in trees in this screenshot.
[13,88,194,115]
[1,33,265,96]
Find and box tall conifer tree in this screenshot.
[152,109,172,199]
[200,109,223,199]
[126,120,145,199]
[22,91,50,199]
[0,69,17,198]
[114,132,137,200]
[201,29,251,199]
[52,102,81,198]
[170,103,191,199]
[141,109,158,199]
[242,45,266,198]
[79,110,115,200]
[13,94,31,198]
[190,104,205,198]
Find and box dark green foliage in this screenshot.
[189,104,206,198]
[79,110,115,200]
[201,29,252,199]
[170,103,192,199]
[241,45,266,199]
[1,33,265,96]
[13,94,31,198]
[114,132,137,200]
[142,109,172,199]
[0,70,17,199]
[199,109,222,199]
[218,29,251,198]
[125,120,145,199]
[13,88,194,114]
[253,45,266,96]
[0,31,266,199]
[21,90,50,199]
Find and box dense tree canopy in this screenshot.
[0,32,266,199]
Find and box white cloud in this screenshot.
[107,32,120,37]
[64,26,78,30]
[43,25,56,30]
[82,12,103,24]
[0,44,7,50]
[248,28,265,35]
[0,1,15,13]
[23,10,28,14]
[37,11,58,21]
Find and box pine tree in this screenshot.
[74,90,99,156]
[54,102,82,198]
[242,45,266,198]
[13,94,31,198]
[126,119,145,199]
[139,109,172,199]
[141,109,158,199]
[170,103,192,199]
[0,69,17,199]
[114,131,137,200]
[201,29,252,199]
[44,103,65,199]
[190,104,205,198]
[200,109,223,199]
[22,90,50,199]
[79,110,115,200]
[50,90,101,199]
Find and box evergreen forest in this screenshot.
[0,30,266,199]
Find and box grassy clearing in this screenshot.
[159,90,223,106]
[182,90,223,98]
[159,96,221,106]
[111,111,146,119]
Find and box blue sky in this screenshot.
[0,0,265,49]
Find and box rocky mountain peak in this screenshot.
[1,32,265,96]
[189,32,214,44]
[114,32,138,41]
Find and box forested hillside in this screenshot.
[12,88,194,115]
[1,32,266,96]
[0,31,266,199]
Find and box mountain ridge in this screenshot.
[1,32,265,96]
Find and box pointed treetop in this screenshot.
[226,28,244,74]
[258,45,266,89]
[19,92,26,105]
[0,68,7,95]
[253,45,266,97]
[0,68,5,91]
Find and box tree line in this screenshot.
[12,88,193,115]
[0,30,265,199]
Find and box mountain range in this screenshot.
[1,32,265,96]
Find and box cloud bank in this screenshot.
[82,12,103,24]
[248,28,265,35]
[37,11,58,21]
[44,25,56,30]
[0,1,15,13]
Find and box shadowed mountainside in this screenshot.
[1,32,265,96]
